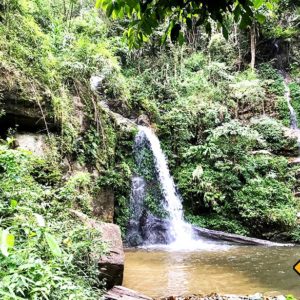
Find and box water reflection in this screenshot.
[124,246,300,298]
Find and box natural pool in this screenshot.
[124,245,300,298]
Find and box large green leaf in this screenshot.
[256,13,266,24]
[253,0,264,9]
[0,229,15,257]
[45,233,62,257]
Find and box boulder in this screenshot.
[137,114,150,127]
[140,212,174,245]
[93,188,115,223]
[70,210,124,289]
[284,128,300,144]
[288,157,300,165]
[15,133,48,157]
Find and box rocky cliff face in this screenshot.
[0,66,56,133]
[0,67,137,224]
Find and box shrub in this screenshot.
[251,116,298,153]
[235,178,296,236]
[0,144,106,299]
[186,214,249,236]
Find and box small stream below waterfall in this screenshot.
[124,246,300,298]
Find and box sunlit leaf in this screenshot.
[253,0,264,9]
[45,233,62,257]
[256,13,266,24]
[0,229,14,257]
[10,199,18,209]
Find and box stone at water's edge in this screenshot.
[192,226,294,246]
[93,188,115,223]
[105,286,152,300]
[105,287,287,300]
[159,294,286,300]
[70,210,124,289]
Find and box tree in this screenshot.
[96,0,277,47]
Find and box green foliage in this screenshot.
[235,178,296,235]
[174,117,297,238]
[258,63,285,96]
[97,161,133,235]
[208,34,237,65]
[0,144,106,299]
[135,146,157,181]
[186,214,249,236]
[291,225,300,242]
[286,295,297,300]
[229,76,266,116]
[57,171,93,214]
[251,116,298,153]
[276,96,291,127]
[0,0,129,159]
[201,120,263,161]
[144,186,167,219]
[96,0,276,47]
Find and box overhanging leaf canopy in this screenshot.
[96,0,277,47]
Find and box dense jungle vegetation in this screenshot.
[0,0,300,298]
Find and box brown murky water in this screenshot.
[124,246,300,298]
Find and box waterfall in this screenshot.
[126,176,146,246]
[127,126,232,250]
[129,126,195,247]
[282,76,300,145]
[283,79,298,130]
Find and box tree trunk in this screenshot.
[250,22,256,70]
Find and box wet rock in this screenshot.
[105,286,152,300]
[140,212,174,245]
[249,293,263,300]
[93,188,115,223]
[70,210,124,289]
[90,75,105,91]
[99,101,136,133]
[137,114,151,127]
[15,133,48,157]
[126,210,173,247]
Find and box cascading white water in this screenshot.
[282,77,300,144]
[137,126,195,246]
[283,80,298,130]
